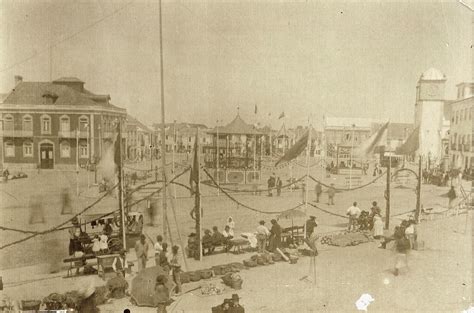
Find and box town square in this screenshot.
[0,1,472,312]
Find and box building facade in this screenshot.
[414,68,450,164]
[125,115,154,161]
[0,76,126,170]
[448,82,474,171]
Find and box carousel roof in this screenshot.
[208,114,261,135]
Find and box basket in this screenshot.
[180,272,190,284]
[21,300,41,311]
[230,279,243,290]
[289,256,298,264]
[229,262,245,270]
[189,271,201,282]
[243,259,257,267]
[256,256,265,265]
[200,269,213,280]
[272,253,283,262]
[211,266,223,276]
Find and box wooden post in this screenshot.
[117,121,127,250]
[385,155,391,229]
[414,155,422,222]
[158,0,168,242]
[195,128,202,261]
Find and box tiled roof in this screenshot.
[208,114,260,135]
[2,80,125,112]
[126,115,153,133]
[325,117,380,129]
[53,77,84,83]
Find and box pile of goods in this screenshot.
[41,286,109,311]
[243,252,277,268]
[181,263,245,285]
[320,231,372,247]
[200,282,225,296]
[221,273,243,290]
[106,275,129,299]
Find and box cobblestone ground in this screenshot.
[0,158,471,312]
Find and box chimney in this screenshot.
[14,75,23,86]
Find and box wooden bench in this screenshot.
[63,254,97,277]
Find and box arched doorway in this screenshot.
[39,142,54,169]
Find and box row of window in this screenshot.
[452,107,473,125]
[4,141,89,158]
[450,133,474,149]
[2,114,90,134]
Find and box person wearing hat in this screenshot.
[255,220,270,253]
[327,184,336,205]
[229,294,245,313]
[305,216,318,238]
[202,229,214,256]
[134,234,149,272]
[77,278,98,313]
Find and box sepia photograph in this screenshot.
[0,0,472,312]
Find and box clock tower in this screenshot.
[414,68,447,162]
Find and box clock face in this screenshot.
[427,84,439,97]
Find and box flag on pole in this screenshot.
[189,130,200,194]
[278,112,285,119]
[275,131,309,166]
[353,122,389,157]
[396,127,419,155]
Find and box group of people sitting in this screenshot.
[346,201,384,238]
[201,225,235,256]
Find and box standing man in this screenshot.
[154,235,164,266]
[447,185,457,210]
[346,202,361,231]
[327,184,336,205]
[276,177,282,196]
[305,216,318,238]
[256,220,270,253]
[169,245,182,295]
[315,182,322,203]
[134,234,149,272]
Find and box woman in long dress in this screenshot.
[373,214,384,239]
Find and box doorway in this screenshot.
[40,143,54,169]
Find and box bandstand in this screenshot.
[203,114,264,185]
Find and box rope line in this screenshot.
[202,168,304,214]
[201,174,306,193]
[0,184,118,250]
[308,171,386,191]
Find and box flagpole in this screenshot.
[195,128,203,261]
[349,124,355,189]
[216,120,220,197]
[304,119,311,239]
[172,120,177,200]
[76,128,79,197]
[158,0,168,242]
[117,121,127,250]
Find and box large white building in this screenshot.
[414,68,451,164]
[449,82,474,171]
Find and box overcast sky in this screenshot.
[0,0,472,129]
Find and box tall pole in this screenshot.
[86,124,90,189]
[216,120,220,196]
[385,154,391,229]
[304,122,312,238]
[158,0,168,241]
[195,128,202,261]
[117,121,127,250]
[349,124,355,189]
[76,128,79,196]
[414,155,422,222]
[172,121,177,199]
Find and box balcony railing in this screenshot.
[1,130,33,137]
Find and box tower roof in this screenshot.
[420,68,446,81]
